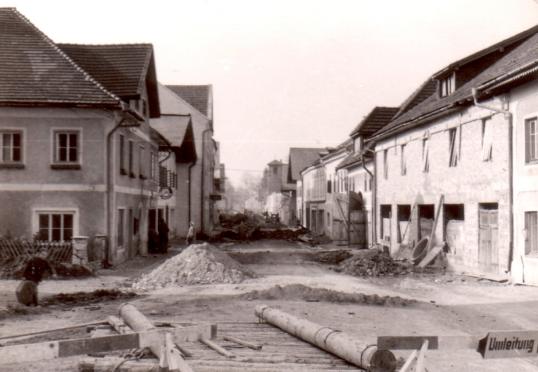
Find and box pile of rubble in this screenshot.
[336,250,411,277]
[133,243,256,290]
[0,256,93,279]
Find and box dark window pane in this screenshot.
[52,214,61,229]
[13,133,20,147]
[64,228,73,241]
[52,228,61,241]
[69,148,77,162]
[39,214,49,229]
[59,148,67,161]
[13,148,21,161]
[69,134,77,147]
[59,133,67,147]
[2,134,9,147]
[63,214,73,229]
[2,147,9,161]
[38,228,49,241]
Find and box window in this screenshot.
[128,140,134,177]
[150,151,157,181]
[117,209,125,247]
[37,212,73,241]
[482,118,493,162]
[272,166,277,175]
[54,131,79,164]
[119,135,126,174]
[327,179,332,193]
[0,131,22,164]
[525,212,538,255]
[383,149,388,179]
[440,72,455,97]
[422,138,429,173]
[380,205,392,241]
[525,117,538,163]
[448,128,459,167]
[400,144,407,175]
[139,145,145,178]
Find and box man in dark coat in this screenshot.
[158,217,169,253]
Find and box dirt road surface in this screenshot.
[2,240,538,371]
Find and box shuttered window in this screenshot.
[482,118,493,161]
[525,117,538,163]
[525,212,538,255]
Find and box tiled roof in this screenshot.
[349,107,399,138]
[392,79,436,119]
[336,150,373,170]
[150,116,191,148]
[167,85,212,117]
[0,8,119,107]
[58,43,161,118]
[371,27,538,141]
[288,147,325,182]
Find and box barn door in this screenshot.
[350,210,367,248]
[479,208,499,273]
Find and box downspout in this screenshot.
[200,128,212,235]
[360,150,376,248]
[471,88,514,276]
[187,161,195,229]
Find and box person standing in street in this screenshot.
[158,217,169,253]
[186,222,195,245]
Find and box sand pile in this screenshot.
[133,243,255,290]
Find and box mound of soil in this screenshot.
[133,243,256,290]
[336,250,411,277]
[40,289,137,307]
[312,250,353,264]
[240,284,415,306]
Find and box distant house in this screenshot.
[166,85,218,235]
[288,148,325,226]
[260,160,296,225]
[336,107,399,246]
[368,24,538,283]
[0,8,162,264]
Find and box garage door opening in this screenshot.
[418,204,434,239]
[444,204,464,255]
[397,205,411,243]
[380,205,392,244]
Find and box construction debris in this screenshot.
[336,250,412,277]
[0,256,93,279]
[132,243,256,290]
[240,284,415,306]
[40,289,137,307]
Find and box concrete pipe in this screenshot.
[255,304,396,372]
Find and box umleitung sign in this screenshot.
[478,330,538,359]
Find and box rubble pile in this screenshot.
[0,256,92,279]
[240,284,414,306]
[253,227,309,240]
[133,243,256,290]
[312,250,353,265]
[336,250,411,277]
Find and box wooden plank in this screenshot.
[0,321,107,341]
[200,338,235,358]
[417,245,444,268]
[174,343,193,358]
[223,335,263,350]
[425,194,444,255]
[165,332,194,372]
[399,350,418,372]
[378,335,479,351]
[415,340,428,372]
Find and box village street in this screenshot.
[2,239,538,371]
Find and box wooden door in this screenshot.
[350,210,367,248]
[479,209,499,272]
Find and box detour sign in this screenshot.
[478,330,538,359]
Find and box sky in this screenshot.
[4,0,538,185]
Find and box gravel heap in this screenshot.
[133,243,256,290]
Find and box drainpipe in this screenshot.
[105,105,142,265]
[187,161,195,230]
[200,128,212,235]
[361,149,376,248]
[471,88,514,276]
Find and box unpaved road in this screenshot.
[2,240,538,371]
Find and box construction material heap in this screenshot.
[133,243,256,290]
[337,250,411,277]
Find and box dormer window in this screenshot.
[353,137,363,154]
[440,72,456,97]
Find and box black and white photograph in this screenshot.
[0,0,538,370]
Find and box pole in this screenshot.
[255,305,396,371]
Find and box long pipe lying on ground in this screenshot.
[254,304,396,372]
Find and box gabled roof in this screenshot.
[167,85,212,118]
[150,116,197,163]
[0,8,119,107]
[349,107,399,138]
[370,26,538,142]
[58,43,160,118]
[336,150,373,170]
[287,147,325,182]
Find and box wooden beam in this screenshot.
[200,338,235,358]
[377,335,479,350]
[165,333,193,372]
[0,321,107,342]
[0,324,214,365]
[223,335,262,350]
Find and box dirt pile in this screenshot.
[312,250,353,264]
[336,250,411,277]
[41,289,137,307]
[240,284,414,306]
[132,243,256,290]
[253,227,309,240]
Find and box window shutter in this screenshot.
[525,119,531,163]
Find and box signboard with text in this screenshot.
[478,330,538,359]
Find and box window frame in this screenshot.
[525,211,538,256]
[32,208,78,242]
[383,149,388,180]
[400,144,407,175]
[128,140,135,178]
[448,127,459,167]
[482,117,493,162]
[525,117,538,164]
[0,129,24,167]
[422,137,430,173]
[51,128,82,169]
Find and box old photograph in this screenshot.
[1,0,538,370]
